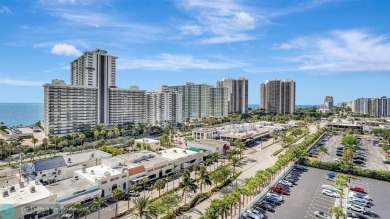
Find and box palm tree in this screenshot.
[234,139,245,159]
[0,139,6,158]
[114,125,120,138]
[94,130,100,142]
[107,130,114,139]
[154,179,165,196]
[131,196,158,219]
[140,177,149,197]
[70,132,77,142]
[92,198,106,219]
[198,166,212,193]
[64,202,82,218]
[42,138,48,156]
[128,183,142,210]
[164,176,172,192]
[192,163,200,180]
[328,206,344,219]
[31,135,38,152]
[231,156,240,178]
[79,204,93,219]
[112,188,124,217]
[180,174,198,204]
[79,133,86,145]
[100,129,106,140]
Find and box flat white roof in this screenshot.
[74,165,125,184]
[63,150,112,167]
[45,177,95,198]
[0,181,55,207]
[158,148,199,160]
[135,138,159,143]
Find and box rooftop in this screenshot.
[118,151,171,169]
[45,177,95,199]
[191,139,230,148]
[63,150,112,167]
[135,138,159,144]
[33,156,67,172]
[0,181,55,207]
[158,148,198,160]
[74,165,126,184]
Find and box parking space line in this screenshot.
[313,196,335,204]
[310,202,331,210]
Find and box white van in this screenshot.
[322,184,337,192]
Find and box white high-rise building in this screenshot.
[43,79,98,135]
[351,96,390,117]
[216,77,248,114]
[145,86,183,126]
[260,79,296,114]
[109,86,146,125]
[168,83,228,120]
[71,49,118,125]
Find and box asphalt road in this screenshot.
[269,167,336,219]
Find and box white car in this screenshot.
[280,179,293,187]
[347,204,365,213]
[314,211,331,219]
[322,189,339,198]
[349,191,372,201]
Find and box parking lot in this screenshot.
[269,167,336,219]
[317,134,390,171]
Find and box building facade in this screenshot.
[260,79,296,114]
[145,87,183,126]
[168,83,228,120]
[71,49,118,125]
[216,77,248,114]
[351,96,390,117]
[43,79,98,135]
[109,86,146,125]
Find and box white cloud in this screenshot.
[179,25,203,35]
[118,53,245,71]
[0,6,13,15]
[277,30,390,72]
[51,43,81,56]
[200,34,254,44]
[0,78,44,86]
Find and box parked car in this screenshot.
[347,203,366,213]
[314,211,331,219]
[353,156,366,161]
[353,160,365,165]
[349,191,371,201]
[347,211,369,219]
[322,189,339,198]
[348,196,371,205]
[266,193,283,202]
[264,196,281,205]
[336,152,343,156]
[247,209,264,219]
[256,202,275,212]
[280,179,293,187]
[271,186,290,195]
[349,186,365,193]
[383,159,390,164]
[322,184,337,192]
[326,172,336,180]
[294,164,308,171]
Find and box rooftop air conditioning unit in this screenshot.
[30,186,36,193]
[2,190,9,197]
[68,158,72,163]
[10,186,15,193]
[91,170,95,174]
[75,176,79,180]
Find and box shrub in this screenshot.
[272,148,284,156]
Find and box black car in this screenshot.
[256,202,275,212]
[353,156,366,161]
[336,152,343,156]
[347,211,369,219]
[353,160,365,164]
[264,197,281,205]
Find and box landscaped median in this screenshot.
[201,127,328,219]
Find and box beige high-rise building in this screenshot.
[260,79,296,114]
[216,77,248,114]
[43,79,98,135]
[168,83,228,120]
[71,49,118,125]
[145,87,183,126]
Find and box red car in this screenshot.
[349,186,365,193]
[271,186,290,195]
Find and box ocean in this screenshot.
[0,103,43,127]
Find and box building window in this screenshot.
[148,174,156,180]
[122,174,127,178]
[123,182,126,190]
[111,177,119,182]
[101,180,107,185]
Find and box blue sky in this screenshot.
[0,0,389,104]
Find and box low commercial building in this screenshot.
[192,128,220,140]
[74,165,128,198]
[157,148,203,170]
[32,151,112,183]
[187,139,230,155]
[0,181,58,219]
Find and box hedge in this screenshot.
[307,160,390,182]
[272,148,284,156]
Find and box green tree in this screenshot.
[328,206,344,219]
[94,130,100,142]
[92,198,106,219]
[107,130,114,139]
[131,196,158,219]
[180,174,198,204]
[64,202,82,218]
[199,166,212,193]
[79,133,86,145]
[154,179,165,196]
[128,183,142,209]
[112,188,124,217]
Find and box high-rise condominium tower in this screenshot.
[216,77,248,114]
[71,49,118,124]
[260,79,296,114]
[323,96,334,109]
